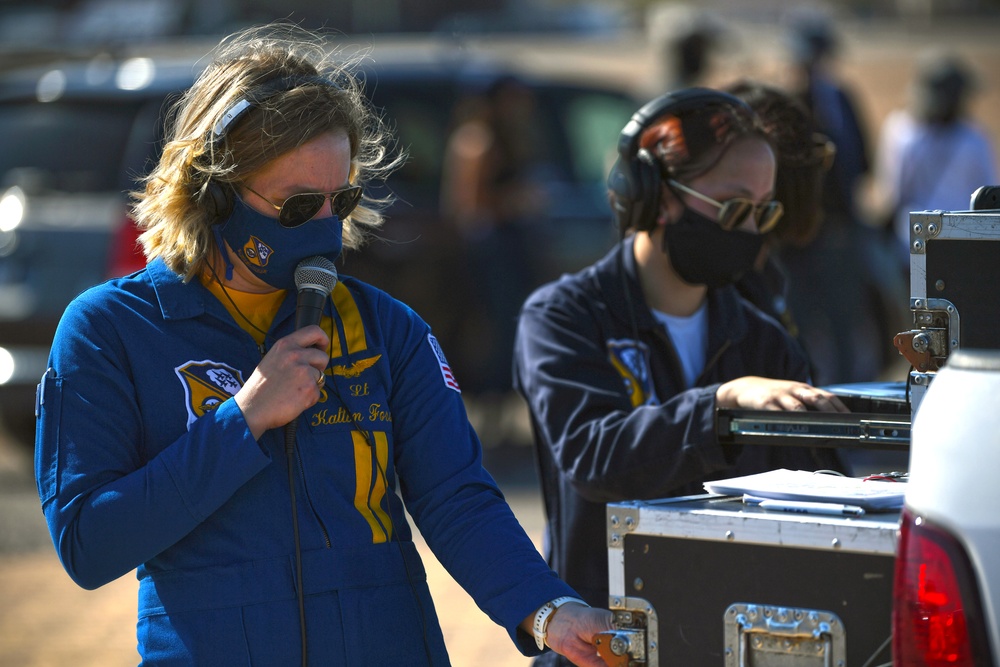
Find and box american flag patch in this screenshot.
[427,334,460,393]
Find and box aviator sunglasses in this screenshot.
[668,179,783,234]
[243,183,363,228]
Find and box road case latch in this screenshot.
[723,603,846,667]
[595,601,659,667]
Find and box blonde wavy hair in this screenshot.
[131,23,402,281]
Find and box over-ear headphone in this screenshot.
[607,87,751,235]
[199,74,339,222]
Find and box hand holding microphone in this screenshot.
[235,257,337,439]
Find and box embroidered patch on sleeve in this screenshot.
[607,338,656,408]
[174,360,245,429]
[427,334,460,393]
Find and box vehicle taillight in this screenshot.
[893,507,992,666]
[106,214,147,278]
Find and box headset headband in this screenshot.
[211,74,338,147]
[616,87,751,165]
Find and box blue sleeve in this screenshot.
[34,296,270,590]
[513,291,731,503]
[381,303,575,654]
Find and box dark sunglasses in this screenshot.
[668,179,783,234]
[243,183,363,228]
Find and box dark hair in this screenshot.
[911,51,974,125]
[726,79,832,246]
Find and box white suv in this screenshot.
[894,348,999,665]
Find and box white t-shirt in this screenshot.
[653,301,708,389]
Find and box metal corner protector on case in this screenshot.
[893,203,1000,415]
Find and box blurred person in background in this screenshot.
[440,75,550,396]
[726,79,834,341]
[34,23,612,667]
[779,11,906,386]
[513,89,847,666]
[648,5,725,91]
[874,49,998,270]
[785,9,870,226]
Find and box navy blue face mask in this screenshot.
[216,195,344,291]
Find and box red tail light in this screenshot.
[893,508,991,666]
[106,214,147,278]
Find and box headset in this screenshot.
[198,74,339,221]
[607,87,751,235]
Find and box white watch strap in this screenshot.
[532,596,587,650]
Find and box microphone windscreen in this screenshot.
[294,256,338,295]
[294,257,338,331]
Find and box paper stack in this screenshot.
[704,469,906,511]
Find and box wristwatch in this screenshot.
[532,596,588,650]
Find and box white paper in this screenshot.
[704,469,905,510]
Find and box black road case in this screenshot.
[605,494,899,667]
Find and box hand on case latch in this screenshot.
[593,628,647,666]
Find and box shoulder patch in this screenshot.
[175,360,244,429]
[427,334,460,393]
[607,338,656,408]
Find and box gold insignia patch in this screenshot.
[331,354,381,379]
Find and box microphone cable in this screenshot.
[283,256,337,667]
[207,259,309,665]
[284,419,309,667]
[282,308,434,666]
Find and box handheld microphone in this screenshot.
[294,256,338,330]
[288,256,337,667]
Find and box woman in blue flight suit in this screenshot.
[34,24,611,666]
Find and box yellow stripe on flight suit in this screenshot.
[352,430,393,543]
[325,282,368,357]
[330,283,392,543]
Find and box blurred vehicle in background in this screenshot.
[0,43,639,447]
[894,348,1000,666]
[0,54,195,446]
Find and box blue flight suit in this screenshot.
[36,257,575,665]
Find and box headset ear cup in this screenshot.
[633,149,662,232]
[200,180,233,222]
[608,157,637,236]
[608,149,662,235]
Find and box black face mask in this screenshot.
[661,206,763,288]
